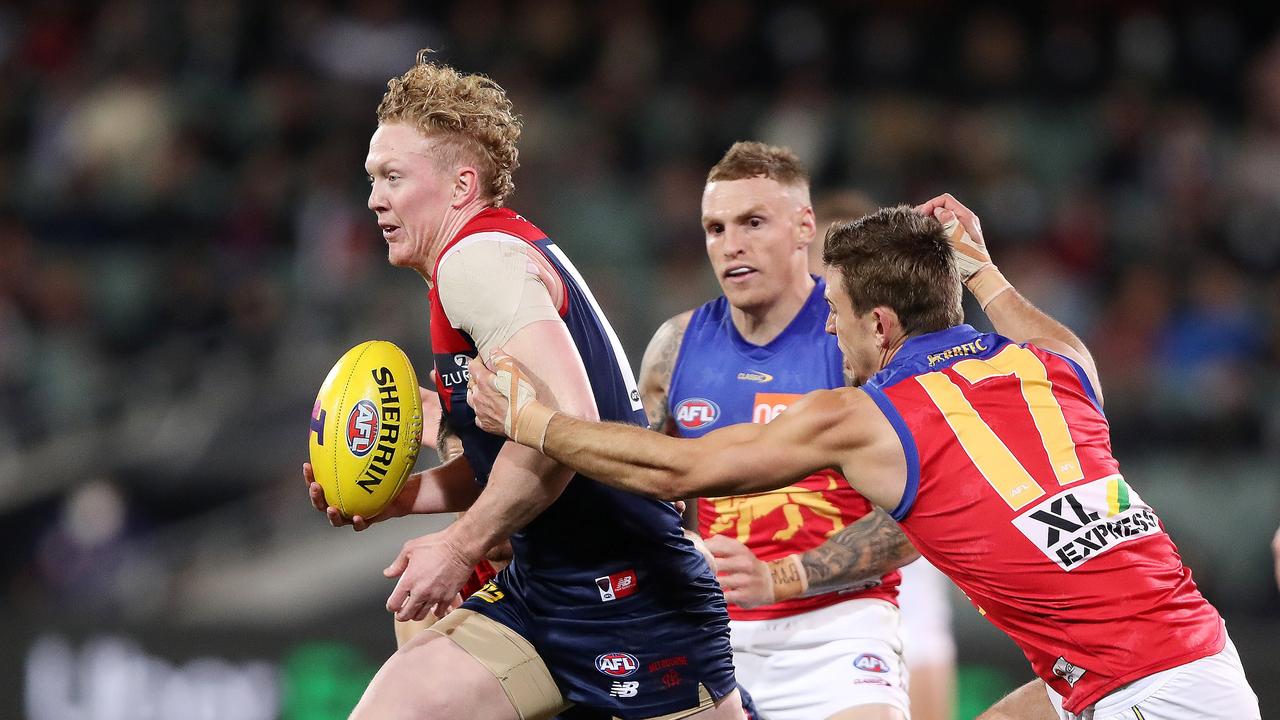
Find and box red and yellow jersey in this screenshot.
[671,280,899,621]
[865,324,1223,714]
[694,469,890,621]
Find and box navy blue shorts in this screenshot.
[460,572,740,719]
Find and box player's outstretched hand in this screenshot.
[466,348,559,448]
[705,534,775,609]
[383,529,476,621]
[303,461,418,532]
[915,193,993,281]
[464,355,507,436]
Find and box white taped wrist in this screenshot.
[941,217,993,281]
[967,267,1014,310]
[513,403,555,452]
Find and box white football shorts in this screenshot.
[730,598,910,720]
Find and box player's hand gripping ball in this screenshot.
[308,341,424,519]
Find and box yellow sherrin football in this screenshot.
[308,340,423,518]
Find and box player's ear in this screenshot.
[872,306,901,347]
[452,166,481,207]
[797,205,816,249]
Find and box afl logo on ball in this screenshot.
[595,652,639,677]
[674,398,720,430]
[346,400,380,457]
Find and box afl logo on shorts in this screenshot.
[346,400,379,457]
[674,398,720,430]
[853,653,890,673]
[595,652,639,677]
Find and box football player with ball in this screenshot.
[304,51,748,720]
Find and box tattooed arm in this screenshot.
[638,310,699,529]
[796,507,918,596]
[711,507,918,608]
[637,310,694,434]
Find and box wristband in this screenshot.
[765,554,808,602]
[966,267,1014,310]
[513,403,556,452]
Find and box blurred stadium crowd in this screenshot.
[1,0,1278,651]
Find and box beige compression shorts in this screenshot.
[429,609,720,720]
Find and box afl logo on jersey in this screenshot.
[674,398,720,430]
[346,400,379,457]
[596,652,639,677]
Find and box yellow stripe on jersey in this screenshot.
[951,346,1084,487]
[917,371,1046,511]
[917,345,1083,511]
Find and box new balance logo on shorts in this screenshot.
[1011,476,1163,571]
[609,681,639,698]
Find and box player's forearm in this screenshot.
[408,454,481,514]
[447,446,573,561]
[768,508,919,601]
[541,412,694,499]
[972,268,1093,361]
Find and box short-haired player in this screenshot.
[640,142,915,720]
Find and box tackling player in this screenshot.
[815,190,958,720]
[307,52,746,719]
[639,142,915,720]
[468,196,1261,720]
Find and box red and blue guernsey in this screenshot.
[669,278,900,620]
[862,323,1224,714]
[427,207,739,718]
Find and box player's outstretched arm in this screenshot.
[468,351,872,501]
[917,193,1104,406]
[708,507,918,609]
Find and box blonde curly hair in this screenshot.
[377,50,521,206]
